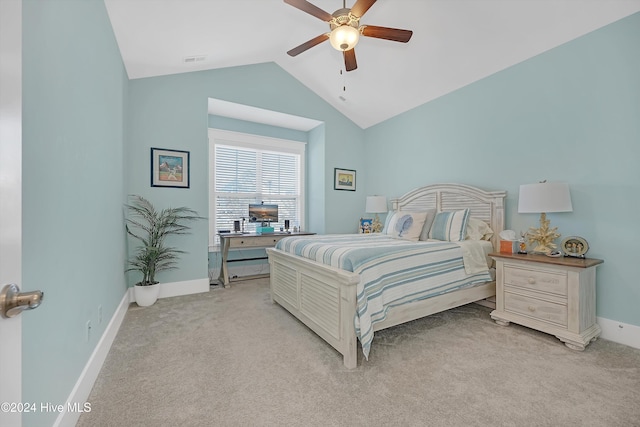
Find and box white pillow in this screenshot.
[428,209,470,242]
[384,211,428,242]
[465,217,494,241]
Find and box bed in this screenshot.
[266,183,506,368]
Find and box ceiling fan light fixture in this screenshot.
[284,0,413,71]
[329,25,360,51]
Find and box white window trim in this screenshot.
[208,128,306,251]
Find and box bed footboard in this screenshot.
[267,247,360,368]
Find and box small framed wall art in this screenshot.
[151,147,190,188]
[334,168,356,191]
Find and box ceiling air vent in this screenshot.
[183,55,206,64]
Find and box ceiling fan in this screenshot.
[284,0,413,72]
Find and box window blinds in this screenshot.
[213,144,301,241]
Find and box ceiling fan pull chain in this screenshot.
[338,68,347,101]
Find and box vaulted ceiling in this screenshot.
[104,0,640,128]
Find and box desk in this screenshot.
[218,232,315,287]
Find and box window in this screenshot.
[208,129,306,248]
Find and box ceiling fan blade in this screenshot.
[361,25,413,43]
[287,33,329,57]
[284,0,333,22]
[344,49,357,72]
[350,0,376,18]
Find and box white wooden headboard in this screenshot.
[391,183,507,251]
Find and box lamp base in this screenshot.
[526,212,561,254]
[371,214,383,233]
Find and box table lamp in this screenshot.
[365,196,387,233]
[518,181,573,254]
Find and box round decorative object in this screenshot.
[561,236,589,258]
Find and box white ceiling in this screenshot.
[104,0,640,129]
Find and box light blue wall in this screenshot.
[308,124,327,234]
[22,0,128,425]
[127,63,366,285]
[364,13,640,327]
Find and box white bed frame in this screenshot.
[266,183,506,368]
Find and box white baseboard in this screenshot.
[127,277,210,300]
[158,277,210,298]
[53,290,130,427]
[598,316,640,350]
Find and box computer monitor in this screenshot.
[248,203,278,224]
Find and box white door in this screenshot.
[1,1,23,426]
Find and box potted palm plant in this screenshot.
[125,195,202,306]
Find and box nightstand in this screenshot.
[489,252,603,351]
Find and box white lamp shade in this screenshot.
[518,182,573,213]
[329,25,360,51]
[365,196,387,214]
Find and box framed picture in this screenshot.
[561,236,589,258]
[334,168,356,191]
[151,147,190,188]
[359,218,373,234]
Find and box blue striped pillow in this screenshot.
[428,209,471,242]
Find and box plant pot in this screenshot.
[134,283,160,307]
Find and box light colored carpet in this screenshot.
[78,279,640,427]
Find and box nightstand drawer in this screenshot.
[504,265,567,296]
[504,292,567,327]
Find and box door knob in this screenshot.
[0,284,44,318]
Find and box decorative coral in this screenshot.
[526,213,561,254]
[371,215,383,233]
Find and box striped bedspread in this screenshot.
[275,234,492,359]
